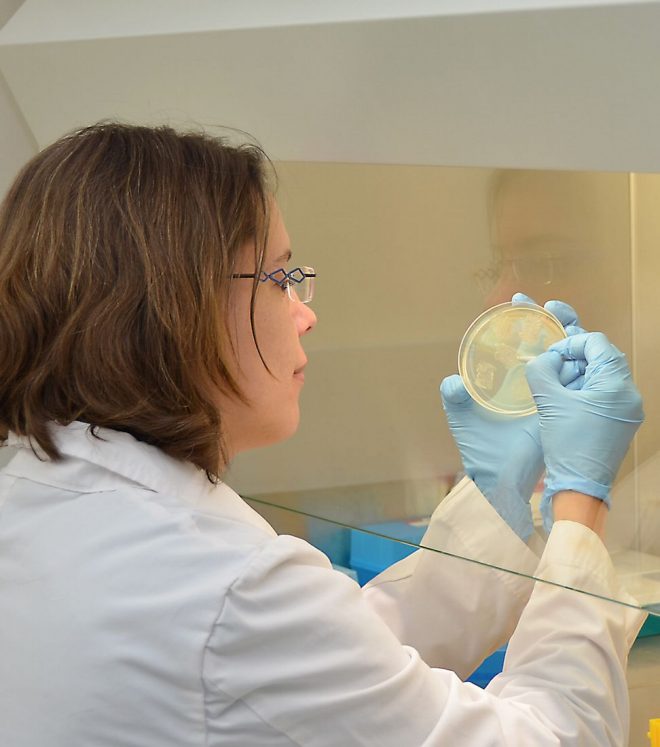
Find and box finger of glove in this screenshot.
[512,292,537,306]
[440,374,472,408]
[511,295,581,335]
[558,357,587,386]
[550,332,631,391]
[548,331,607,363]
[564,324,586,337]
[552,331,626,369]
[565,374,585,391]
[544,299,580,329]
[525,349,565,393]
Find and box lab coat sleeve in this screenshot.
[201,524,644,746]
[487,520,646,746]
[362,477,540,677]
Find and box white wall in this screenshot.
[0,57,31,466]
[0,0,643,42]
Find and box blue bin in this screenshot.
[466,646,507,688]
[349,519,427,585]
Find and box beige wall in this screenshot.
[228,162,493,497]
[0,68,35,199]
[630,174,660,555]
[0,0,33,468]
[0,0,34,201]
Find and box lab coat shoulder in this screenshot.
[202,532,453,746]
[200,510,645,747]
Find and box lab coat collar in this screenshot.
[4,420,276,537]
[5,420,215,503]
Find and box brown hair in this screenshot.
[0,122,273,480]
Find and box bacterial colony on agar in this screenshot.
[458,302,567,417]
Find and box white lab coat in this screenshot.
[0,421,645,746]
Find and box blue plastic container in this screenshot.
[466,646,507,688]
[349,519,426,585]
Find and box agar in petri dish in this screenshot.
[458,302,567,416]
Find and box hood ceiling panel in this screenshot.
[1,1,660,170]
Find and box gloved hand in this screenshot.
[440,293,584,541]
[526,331,644,533]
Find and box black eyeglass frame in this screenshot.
[232,266,316,303]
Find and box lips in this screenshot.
[293,360,307,382]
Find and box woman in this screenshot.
[0,123,645,745]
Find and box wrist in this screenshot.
[552,491,607,540]
[543,471,611,506]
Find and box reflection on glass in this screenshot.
[477,170,619,312]
[229,163,659,619]
[245,494,658,619]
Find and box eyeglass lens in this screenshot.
[286,267,315,304]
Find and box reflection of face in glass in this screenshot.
[475,170,599,310]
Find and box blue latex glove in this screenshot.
[440,293,584,541]
[526,331,644,533]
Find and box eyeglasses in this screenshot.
[473,240,592,296]
[232,266,316,304]
[473,256,555,296]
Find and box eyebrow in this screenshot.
[268,249,291,268]
[273,249,292,265]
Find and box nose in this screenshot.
[483,266,518,308]
[294,300,317,336]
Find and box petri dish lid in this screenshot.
[458,302,566,417]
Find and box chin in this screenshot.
[257,410,301,449]
[275,414,301,444]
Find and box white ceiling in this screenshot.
[2,0,660,171]
[1,0,651,41]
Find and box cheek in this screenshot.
[226,291,269,387]
[485,279,517,307]
[250,297,297,370]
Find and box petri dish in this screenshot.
[458,302,567,417]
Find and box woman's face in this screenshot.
[220,201,317,457]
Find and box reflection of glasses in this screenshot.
[473,253,561,296]
[232,266,316,303]
[474,239,593,296]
